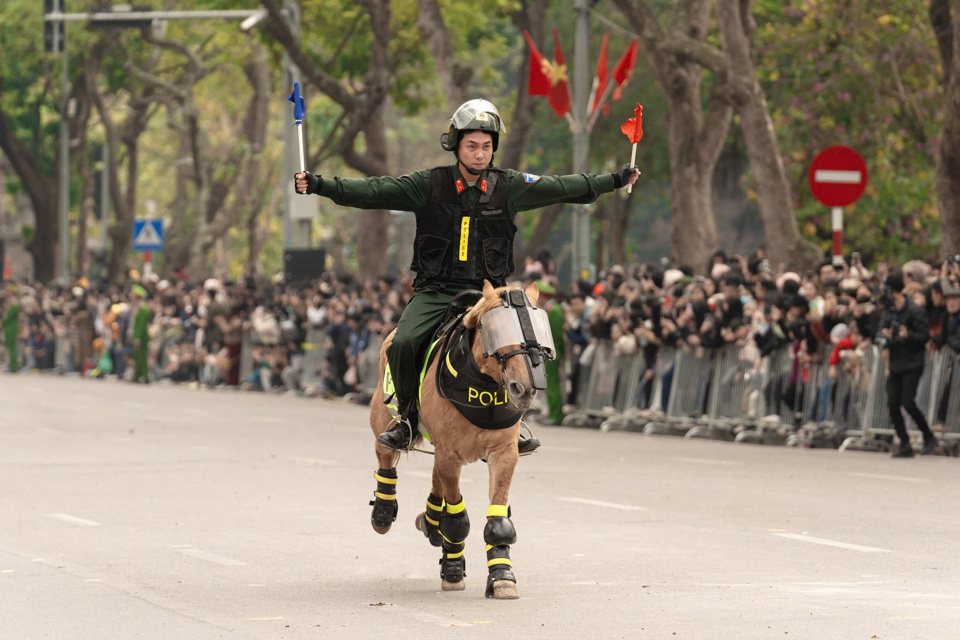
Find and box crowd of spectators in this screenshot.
[4,249,960,436]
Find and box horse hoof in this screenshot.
[490,580,519,599]
[441,579,466,591]
[371,519,392,535]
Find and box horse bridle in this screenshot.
[477,289,556,391]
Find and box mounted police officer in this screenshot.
[296,99,639,451]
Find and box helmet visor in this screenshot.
[450,99,506,133]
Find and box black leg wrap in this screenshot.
[369,468,398,531]
[416,493,444,547]
[439,504,470,583]
[484,514,517,598]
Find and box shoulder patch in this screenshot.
[522,173,541,184]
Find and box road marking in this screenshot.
[46,513,102,527]
[674,457,739,466]
[773,533,890,553]
[814,169,862,184]
[558,497,646,511]
[177,548,247,566]
[288,456,338,466]
[381,604,474,627]
[83,579,101,582]
[1,570,13,574]
[847,472,929,484]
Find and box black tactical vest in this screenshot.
[411,167,516,287]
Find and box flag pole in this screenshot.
[295,123,306,174]
[627,143,637,194]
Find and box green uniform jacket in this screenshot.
[132,304,150,381]
[316,165,616,292]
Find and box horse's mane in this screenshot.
[463,286,511,329]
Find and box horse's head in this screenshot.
[462,280,556,411]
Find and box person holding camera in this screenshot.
[878,272,938,457]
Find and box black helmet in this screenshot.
[440,99,506,153]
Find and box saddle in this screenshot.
[412,290,524,431]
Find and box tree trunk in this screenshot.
[502,0,551,171]
[716,0,821,271]
[932,0,960,257]
[416,0,472,109]
[612,0,732,274]
[0,78,58,282]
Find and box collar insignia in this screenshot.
[480,178,488,193]
[455,178,465,194]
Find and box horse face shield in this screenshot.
[478,291,556,390]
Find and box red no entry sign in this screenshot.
[808,146,868,207]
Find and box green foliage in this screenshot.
[755,0,944,264]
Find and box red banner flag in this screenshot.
[548,27,571,117]
[620,103,644,144]
[522,30,551,96]
[588,33,609,116]
[522,29,572,117]
[611,39,639,101]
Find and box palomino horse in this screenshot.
[368,280,552,599]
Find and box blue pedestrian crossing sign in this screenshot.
[132,218,164,251]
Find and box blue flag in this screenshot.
[288,82,305,124]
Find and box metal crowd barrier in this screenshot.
[300,327,332,393]
[840,347,960,455]
[577,334,951,453]
[562,340,649,428]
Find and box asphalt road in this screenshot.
[1,374,958,640]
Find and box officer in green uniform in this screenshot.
[535,280,566,425]
[296,99,639,450]
[2,288,20,373]
[131,284,151,383]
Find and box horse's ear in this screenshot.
[482,279,496,298]
[525,281,540,307]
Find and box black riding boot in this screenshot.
[378,400,418,451]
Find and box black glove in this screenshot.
[612,164,638,189]
[295,171,322,195]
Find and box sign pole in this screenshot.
[831,207,843,266]
[808,146,868,264]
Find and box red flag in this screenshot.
[620,103,644,143]
[611,39,639,101]
[522,30,551,96]
[588,33,609,116]
[522,28,571,117]
[547,28,571,117]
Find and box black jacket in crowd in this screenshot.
[879,298,929,374]
[933,310,960,355]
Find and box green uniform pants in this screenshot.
[386,290,455,408]
[4,336,16,373]
[544,359,563,424]
[133,347,149,382]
